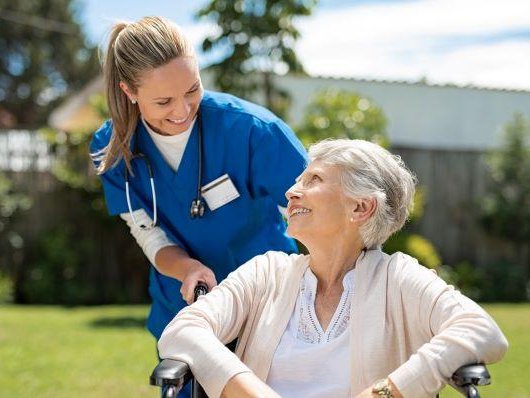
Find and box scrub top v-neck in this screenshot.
[91,90,308,338]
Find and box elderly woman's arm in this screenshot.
[388,255,508,397]
[221,373,281,398]
[158,255,271,398]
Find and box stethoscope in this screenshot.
[124,112,205,230]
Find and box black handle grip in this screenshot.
[193,282,209,302]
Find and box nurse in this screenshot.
[90,16,307,340]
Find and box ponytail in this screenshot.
[93,22,139,174]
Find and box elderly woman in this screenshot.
[158,139,508,398]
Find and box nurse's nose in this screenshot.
[170,98,191,120]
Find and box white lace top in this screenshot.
[267,267,354,397]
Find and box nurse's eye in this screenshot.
[186,86,200,96]
[156,99,171,106]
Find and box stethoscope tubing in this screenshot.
[124,113,204,230]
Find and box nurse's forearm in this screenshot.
[155,246,218,304]
[154,245,201,281]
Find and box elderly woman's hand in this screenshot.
[355,378,403,398]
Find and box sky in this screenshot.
[77,0,530,91]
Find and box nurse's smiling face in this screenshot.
[120,56,203,136]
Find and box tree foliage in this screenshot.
[295,88,389,147]
[481,112,530,244]
[197,0,318,117]
[0,0,99,127]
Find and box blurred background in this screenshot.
[1,0,529,397]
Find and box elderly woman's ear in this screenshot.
[350,197,377,224]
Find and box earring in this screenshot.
[350,217,354,223]
[131,98,137,105]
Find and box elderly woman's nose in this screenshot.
[285,182,301,200]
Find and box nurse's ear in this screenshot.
[119,81,137,104]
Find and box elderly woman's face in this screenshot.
[285,160,354,242]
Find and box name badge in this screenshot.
[201,174,240,211]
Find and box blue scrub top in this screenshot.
[91,90,307,338]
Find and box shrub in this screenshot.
[384,233,442,270]
[442,260,528,302]
[0,271,14,304]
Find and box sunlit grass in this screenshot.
[0,305,158,398]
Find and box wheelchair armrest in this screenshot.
[449,364,491,398]
[150,358,193,388]
[451,364,491,387]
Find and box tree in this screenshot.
[197,0,318,117]
[295,88,389,147]
[0,0,99,127]
[481,112,530,281]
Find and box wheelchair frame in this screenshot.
[150,359,491,398]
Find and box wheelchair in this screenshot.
[151,360,491,398]
[150,284,492,398]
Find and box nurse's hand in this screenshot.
[154,246,218,304]
[180,260,217,304]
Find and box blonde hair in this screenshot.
[95,16,195,174]
[308,139,417,249]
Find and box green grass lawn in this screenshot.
[0,305,159,398]
[0,304,528,397]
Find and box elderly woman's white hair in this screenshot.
[308,139,417,249]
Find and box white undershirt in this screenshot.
[141,117,195,172]
[267,268,354,397]
[120,210,173,268]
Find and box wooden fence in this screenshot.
[1,130,521,303]
[393,146,516,267]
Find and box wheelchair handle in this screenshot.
[194,282,209,301]
[150,358,191,388]
[449,363,490,398]
[150,282,210,397]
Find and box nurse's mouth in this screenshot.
[167,116,188,125]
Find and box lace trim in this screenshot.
[296,269,353,344]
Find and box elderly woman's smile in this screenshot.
[288,206,311,218]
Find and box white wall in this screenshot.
[274,75,530,150]
[203,70,530,151]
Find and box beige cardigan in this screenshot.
[158,250,508,398]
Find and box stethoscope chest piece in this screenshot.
[190,199,205,219]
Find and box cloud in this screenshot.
[294,0,530,89]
